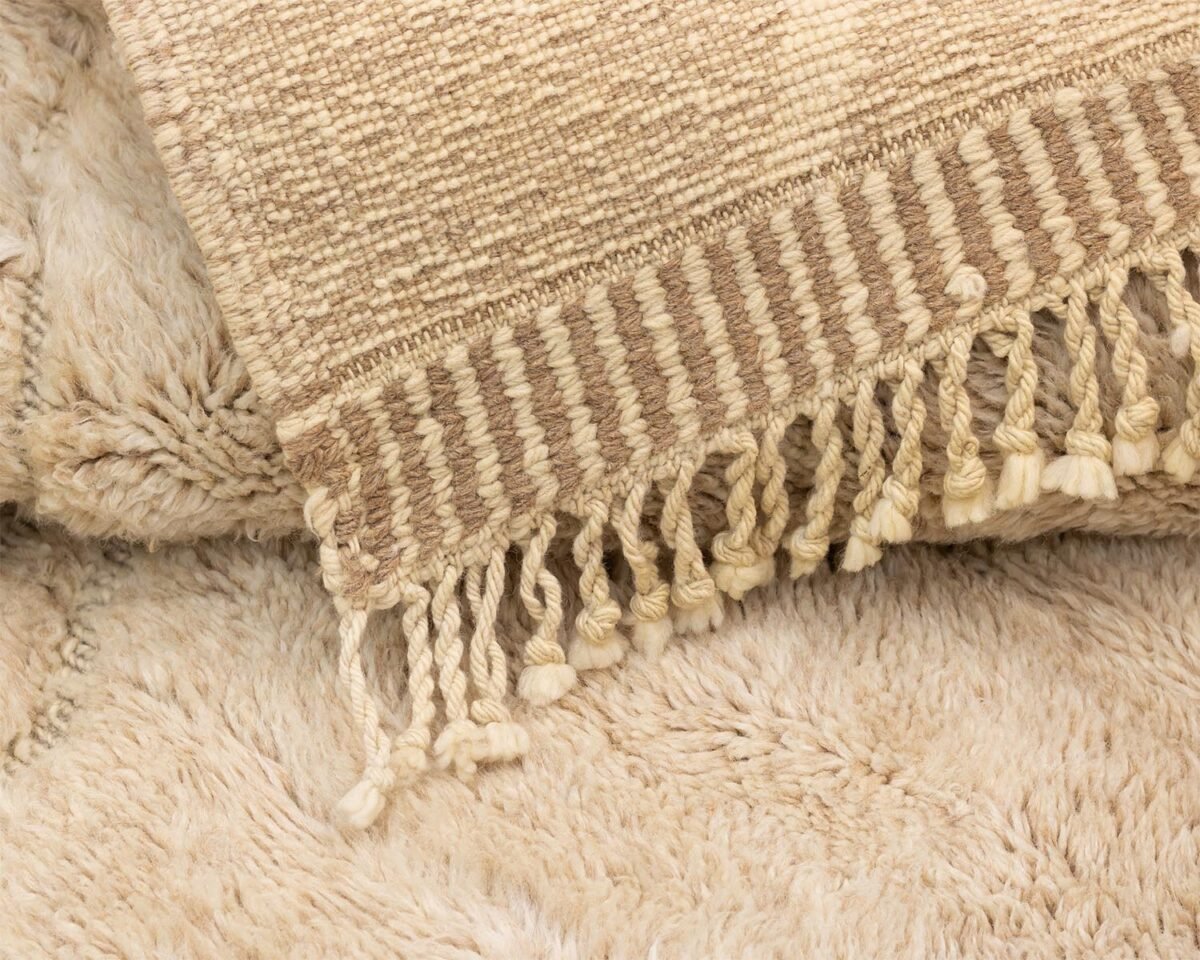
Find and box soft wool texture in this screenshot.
[1,0,1192,818]
[3,513,1200,958]
[0,0,304,542]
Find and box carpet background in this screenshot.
[3,512,1199,958]
[3,6,1200,954]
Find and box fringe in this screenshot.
[330,235,1200,828]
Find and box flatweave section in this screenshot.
[105,1,1200,410]
[286,61,1200,596]
[103,0,1200,830]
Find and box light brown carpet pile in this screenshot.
[3,514,1199,957]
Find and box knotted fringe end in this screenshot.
[319,235,1200,829]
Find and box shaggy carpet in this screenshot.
[3,513,1198,957]
[3,4,1200,954]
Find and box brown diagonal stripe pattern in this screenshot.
[306,60,1200,587]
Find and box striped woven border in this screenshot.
[288,59,1200,605]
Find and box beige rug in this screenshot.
[7,1,1200,829]
[2,6,1200,952]
[91,0,1200,823]
[4,514,1198,957]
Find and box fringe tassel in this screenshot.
[1040,278,1118,500]
[338,561,530,828]
[1151,249,1200,482]
[614,479,673,657]
[751,414,792,559]
[430,566,478,778]
[869,357,926,544]
[662,456,725,634]
[710,430,775,599]
[842,379,886,571]
[329,236,1200,829]
[392,585,436,776]
[333,609,397,830]
[1099,264,1160,475]
[934,329,995,526]
[463,556,530,766]
[786,397,845,576]
[516,517,576,704]
[568,498,627,670]
[993,311,1044,509]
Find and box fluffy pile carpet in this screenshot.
[3,5,1200,952]
[95,0,1200,826]
[3,513,1198,957]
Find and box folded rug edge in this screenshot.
[99,2,1200,829]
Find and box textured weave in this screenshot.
[102,0,1200,824]
[105,0,1200,409]
[5,0,1200,546]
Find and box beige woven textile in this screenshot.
[103,0,1200,826]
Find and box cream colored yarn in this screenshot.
[15,0,1193,824]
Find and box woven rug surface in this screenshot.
[93,0,1200,823]
[3,515,1199,958]
[1,0,1200,552]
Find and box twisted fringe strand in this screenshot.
[331,233,1200,828]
